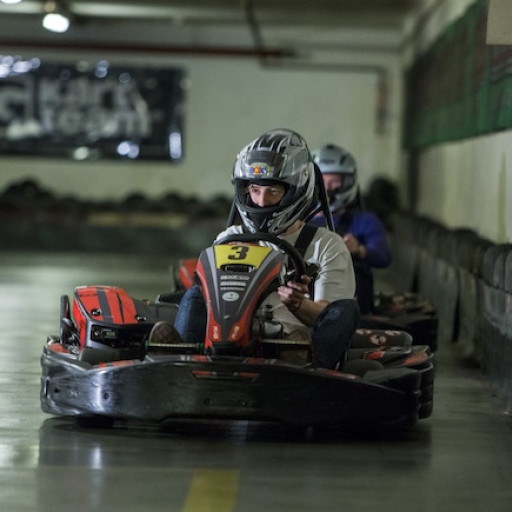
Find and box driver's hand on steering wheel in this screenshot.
[277,274,311,314]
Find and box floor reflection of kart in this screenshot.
[40,232,434,431]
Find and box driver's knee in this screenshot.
[310,298,360,369]
[317,299,360,332]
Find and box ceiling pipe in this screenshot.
[0,38,291,58]
[243,0,270,65]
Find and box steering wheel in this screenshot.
[214,232,307,281]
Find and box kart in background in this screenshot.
[40,232,434,431]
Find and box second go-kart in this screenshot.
[40,231,434,430]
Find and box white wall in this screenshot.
[416,132,512,243]
[0,52,402,202]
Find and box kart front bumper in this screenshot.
[41,347,431,429]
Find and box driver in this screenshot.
[151,129,360,370]
[310,144,391,314]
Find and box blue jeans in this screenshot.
[174,284,360,369]
[311,298,360,369]
[174,285,207,344]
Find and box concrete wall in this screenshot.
[0,51,402,203]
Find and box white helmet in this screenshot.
[233,129,317,235]
[312,144,358,212]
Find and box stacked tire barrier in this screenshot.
[480,243,512,402]
[0,179,231,256]
[387,211,512,405]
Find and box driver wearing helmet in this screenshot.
[311,144,391,314]
[155,130,360,370]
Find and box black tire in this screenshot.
[59,295,73,344]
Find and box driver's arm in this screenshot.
[277,275,328,327]
[277,230,356,325]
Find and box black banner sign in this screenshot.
[0,57,186,161]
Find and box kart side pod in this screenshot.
[70,285,153,359]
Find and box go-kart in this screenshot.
[360,292,438,350]
[40,232,434,430]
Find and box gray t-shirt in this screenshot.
[215,224,355,334]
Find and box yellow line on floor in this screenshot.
[182,469,239,512]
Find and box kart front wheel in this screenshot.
[60,294,79,346]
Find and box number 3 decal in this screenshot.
[228,246,249,260]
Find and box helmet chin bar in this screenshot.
[238,201,284,234]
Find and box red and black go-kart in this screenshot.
[41,232,434,430]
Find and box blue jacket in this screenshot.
[312,210,391,313]
[312,210,391,268]
[337,211,391,268]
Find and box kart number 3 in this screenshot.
[214,244,272,268]
[228,246,249,260]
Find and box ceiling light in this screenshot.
[42,1,71,33]
[42,12,70,33]
[1,0,23,5]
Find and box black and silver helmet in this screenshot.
[232,129,317,235]
[311,144,358,212]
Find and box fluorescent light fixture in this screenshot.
[1,0,23,5]
[42,1,71,33]
[42,12,70,33]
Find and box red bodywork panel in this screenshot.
[178,259,198,290]
[73,285,142,347]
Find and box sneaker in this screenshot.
[148,321,182,348]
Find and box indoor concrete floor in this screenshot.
[1,251,512,512]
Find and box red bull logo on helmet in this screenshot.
[248,164,271,176]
